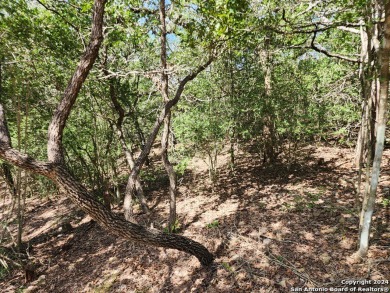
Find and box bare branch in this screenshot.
[294,1,324,18]
[131,56,214,177]
[337,26,360,34]
[266,21,362,35]
[172,57,215,101]
[128,6,158,15]
[310,30,360,63]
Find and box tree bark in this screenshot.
[159,0,177,231]
[358,0,390,258]
[47,0,106,164]
[0,0,214,266]
[106,72,149,215]
[259,37,277,164]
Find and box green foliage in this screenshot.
[163,219,181,233]
[206,220,220,228]
[381,198,390,208]
[221,261,234,272]
[282,192,323,212]
[0,0,363,212]
[173,157,190,177]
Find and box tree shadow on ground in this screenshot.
[2,146,390,292]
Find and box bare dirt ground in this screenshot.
[1,144,389,292]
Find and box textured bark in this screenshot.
[358,0,390,258]
[53,166,213,266]
[47,0,106,164]
[161,114,177,231]
[0,143,214,265]
[0,0,214,266]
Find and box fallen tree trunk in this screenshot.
[0,142,214,265]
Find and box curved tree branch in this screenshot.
[131,56,214,178]
[47,0,106,164]
[309,30,360,63]
[0,104,213,265]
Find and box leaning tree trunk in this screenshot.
[0,142,214,265]
[0,0,214,266]
[53,166,213,265]
[358,0,390,258]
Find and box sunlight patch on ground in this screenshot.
[193,199,239,228]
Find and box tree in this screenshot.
[358,0,390,258]
[254,0,390,259]
[0,0,213,266]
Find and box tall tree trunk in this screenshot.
[159,0,177,231]
[119,125,149,216]
[16,91,22,251]
[354,22,368,170]
[355,1,381,168]
[259,37,277,164]
[358,0,390,258]
[228,50,236,171]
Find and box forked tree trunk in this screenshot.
[122,10,214,223]
[122,60,214,220]
[106,74,149,216]
[358,0,390,258]
[0,0,214,266]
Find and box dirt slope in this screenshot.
[1,145,389,292]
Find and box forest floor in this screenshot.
[0,144,390,292]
